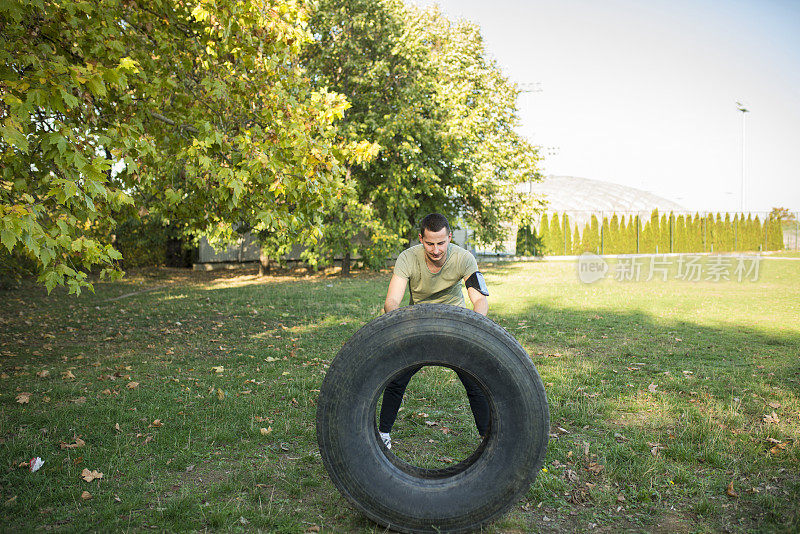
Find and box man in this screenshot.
[380,213,490,449]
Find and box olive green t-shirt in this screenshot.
[394,243,479,306]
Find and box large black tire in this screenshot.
[316,304,549,533]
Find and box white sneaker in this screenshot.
[379,431,391,449]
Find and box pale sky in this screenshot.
[413,0,800,214]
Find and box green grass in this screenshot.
[1,259,798,532]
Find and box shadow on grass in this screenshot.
[1,270,798,532]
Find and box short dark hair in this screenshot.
[419,213,451,236]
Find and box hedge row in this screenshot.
[517,210,785,256]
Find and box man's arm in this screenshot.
[466,286,488,316]
[383,274,408,313]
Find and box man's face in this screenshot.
[419,227,452,265]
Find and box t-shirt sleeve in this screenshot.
[394,249,412,279]
[462,250,479,279]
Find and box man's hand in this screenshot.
[384,274,408,313]
[467,287,488,316]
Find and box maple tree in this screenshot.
[1,0,359,292]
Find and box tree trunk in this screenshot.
[259,251,270,276]
[341,252,351,277]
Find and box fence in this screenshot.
[516,210,799,256]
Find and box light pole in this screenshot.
[736,102,749,213]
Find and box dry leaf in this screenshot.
[586,462,604,474]
[62,370,76,380]
[260,427,272,436]
[768,402,781,409]
[81,491,92,500]
[143,435,153,444]
[126,381,139,389]
[617,494,626,502]
[36,370,50,378]
[211,366,224,373]
[149,419,163,427]
[216,388,225,400]
[114,423,121,433]
[763,412,780,424]
[81,468,103,482]
[648,383,658,393]
[726,481,738,498]
[15,392,31,404]
[306,526,320,533]
[61,437,86,449]
[101,389,112,395]
[769,443,787,454]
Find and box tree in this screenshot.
[304,0,540,255]
[1,0,357,293]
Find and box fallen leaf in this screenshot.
[265,357,278,362]
[768,402,781,409]
[114,423,121,432]
[4,495,17,506]
[425,420,438,426]
[36,370,50,378]
[72,396,87,404]
[62,370,76,380]
[15,392,31,404]
[438,456,454,464]
[260,427,272,436]
[216,388,225,400]
[126,381,139,389]
[142,435,153,444]
[613,432,629,442]
[763,412,780,424]
[586,462,604,474]
[306,526,320,533]
[114,496,121,503]
[769,442,787,454]
[726,481,738,498]
[101,389,112,395]
[81,468,103,482]
[648,383,658,393]
[211,366,224,373]
[81,491,92,500]
[617,494,626,502]
[149,419,163,427]
[61,437,86,449]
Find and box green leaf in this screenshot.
[1,227,16,252]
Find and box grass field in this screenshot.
[1,256,798,532]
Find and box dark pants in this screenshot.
[378,366,490,436]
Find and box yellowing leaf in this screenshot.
[15,392,31,404]
[217,388,225,400]
[81,468,103,482]
[61,437,85,449]
[763,412,780,424]
[726,481,738,498]
[260,426,272,435]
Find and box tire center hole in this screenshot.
[376,365,486,469]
